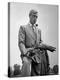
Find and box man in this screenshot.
[18,9,56,76]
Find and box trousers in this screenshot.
[21,57,31,77]
[21,50,49,76]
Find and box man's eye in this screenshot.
[34,15,38,18]
[36,16,38,18]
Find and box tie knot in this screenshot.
[32,25,36,31]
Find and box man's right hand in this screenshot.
[25,47,34,56]
[27,47,34,53]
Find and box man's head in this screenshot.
[29,9,38,25]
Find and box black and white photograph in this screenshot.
[8,2,58,77]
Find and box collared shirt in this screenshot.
[28,22,37,31]
[28,22,37,42]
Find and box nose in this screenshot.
[34,17,37,21]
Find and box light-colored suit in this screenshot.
[18,23,49,76]
[18,23,41,76]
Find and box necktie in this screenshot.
[32,26,37,44]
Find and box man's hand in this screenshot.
[25,47,34,56]
[48,46,56,52]
[27,47,34,52]
[35,43,56,52]
[25,47,34,54]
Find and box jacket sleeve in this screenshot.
[18,26,26,55]
[18,26,25,45]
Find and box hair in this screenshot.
[29,9,38,17]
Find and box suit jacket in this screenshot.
[18,23,41,49]
[18,23,49,75]
[18,23,42,62]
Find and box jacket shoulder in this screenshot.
[20,25,26,30]
[19,25,27,33]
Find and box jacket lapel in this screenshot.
[26,24,36,41]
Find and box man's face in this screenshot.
[29,14,38,25]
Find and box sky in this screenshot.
[9,2,58,70]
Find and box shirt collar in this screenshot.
[28,22,32,26]
[28,22,37,29]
